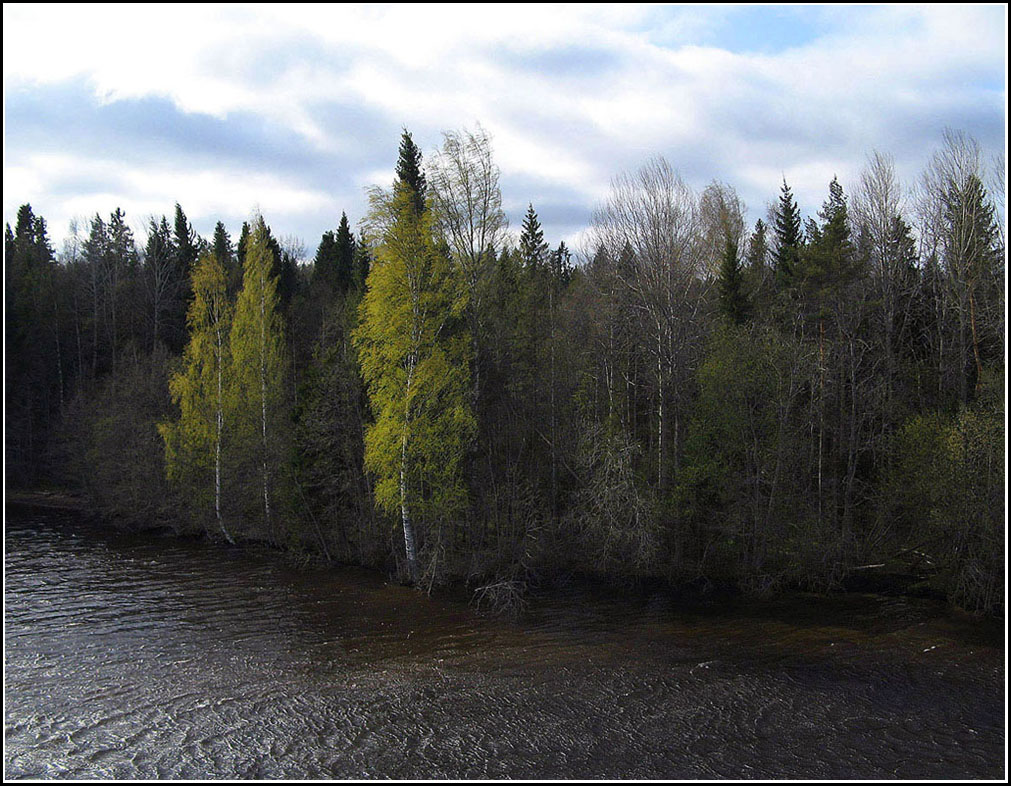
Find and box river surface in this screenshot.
[4,506,1005,779]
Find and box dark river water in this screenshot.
[4,506,1005,779]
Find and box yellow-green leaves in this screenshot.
[353,184,474,527]
[159,250,231,511]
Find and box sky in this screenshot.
[3,3,1007,258]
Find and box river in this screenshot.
[4,505,1005,779]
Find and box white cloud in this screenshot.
[3,4,1005,246]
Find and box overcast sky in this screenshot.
[3,4,1006,257]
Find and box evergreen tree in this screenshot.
[312,230,339,292]
[5,204,60,484]
[395,129,427,215]
[353,233,371,290]
[746,218,769,275]
[160,251,234,541]
[773,179,803,289]
[211,221,237,293]
[173,203,199,281]
[334,212,355,293]
[519,204,548,270]
[550,241,573,288]
[718,237,750,325]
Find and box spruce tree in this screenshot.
[395,129,427,215]
[312,230,339,293]
[352,233,371,291]
[746,218,768,275]
[334,212,355,292]
[519,204,548,270]
[718,237,750,325]
[773,179,803,289]
[173,203,199,280]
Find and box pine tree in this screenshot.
[353,183,474,584]
[229,215,286,538]
[160,251,234,541]
[395,129,427,215]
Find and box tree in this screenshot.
[313,230,339,293]
[334,212,355,293]
[852,151,918,433]
[590,156,704,489]
[173,203,199,281]
[746,218,769,275]
[160,251,234,541]
[429,124,508,405]
[5,204,61,484]
[773,178,803,289]
[229,215,287,539]
[353,182,474,584]
[353,232,371,290]
[395,129,427,215]
[143,215,180,352]
[699,181,747,279]
[718,237,749,325]
[519,204,548,270]
[211,221,237,295]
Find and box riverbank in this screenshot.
[4,490,1001,636]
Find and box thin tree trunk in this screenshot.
[400,356,418,583]
[215,317,234,544]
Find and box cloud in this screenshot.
[4,4,1005,253]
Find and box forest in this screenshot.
[5,127,1005,616]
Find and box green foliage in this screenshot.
[293,295,378,563]
[772,179,802,289]
[678,325,822,590]
[520,204,548,269]
[353,184,475,559]
[228,216,287,536]
[395,129,427,215]
[159,251,232,529]
[888,371,1004,614]
[717,237,749,325]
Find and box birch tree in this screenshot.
[353,183,474,584]
[160,251,233,541]
[229,215,286,539]
[590,157,704,489]
[428,125,508,404]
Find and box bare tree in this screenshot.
[428,124,508,403]
[852,151,917,433]
[917,129,1001,402]
[698,180,748,279]
[590,156,705,488]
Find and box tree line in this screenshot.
[5,127,1004,615]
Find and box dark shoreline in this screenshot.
[6,489,1003,646]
